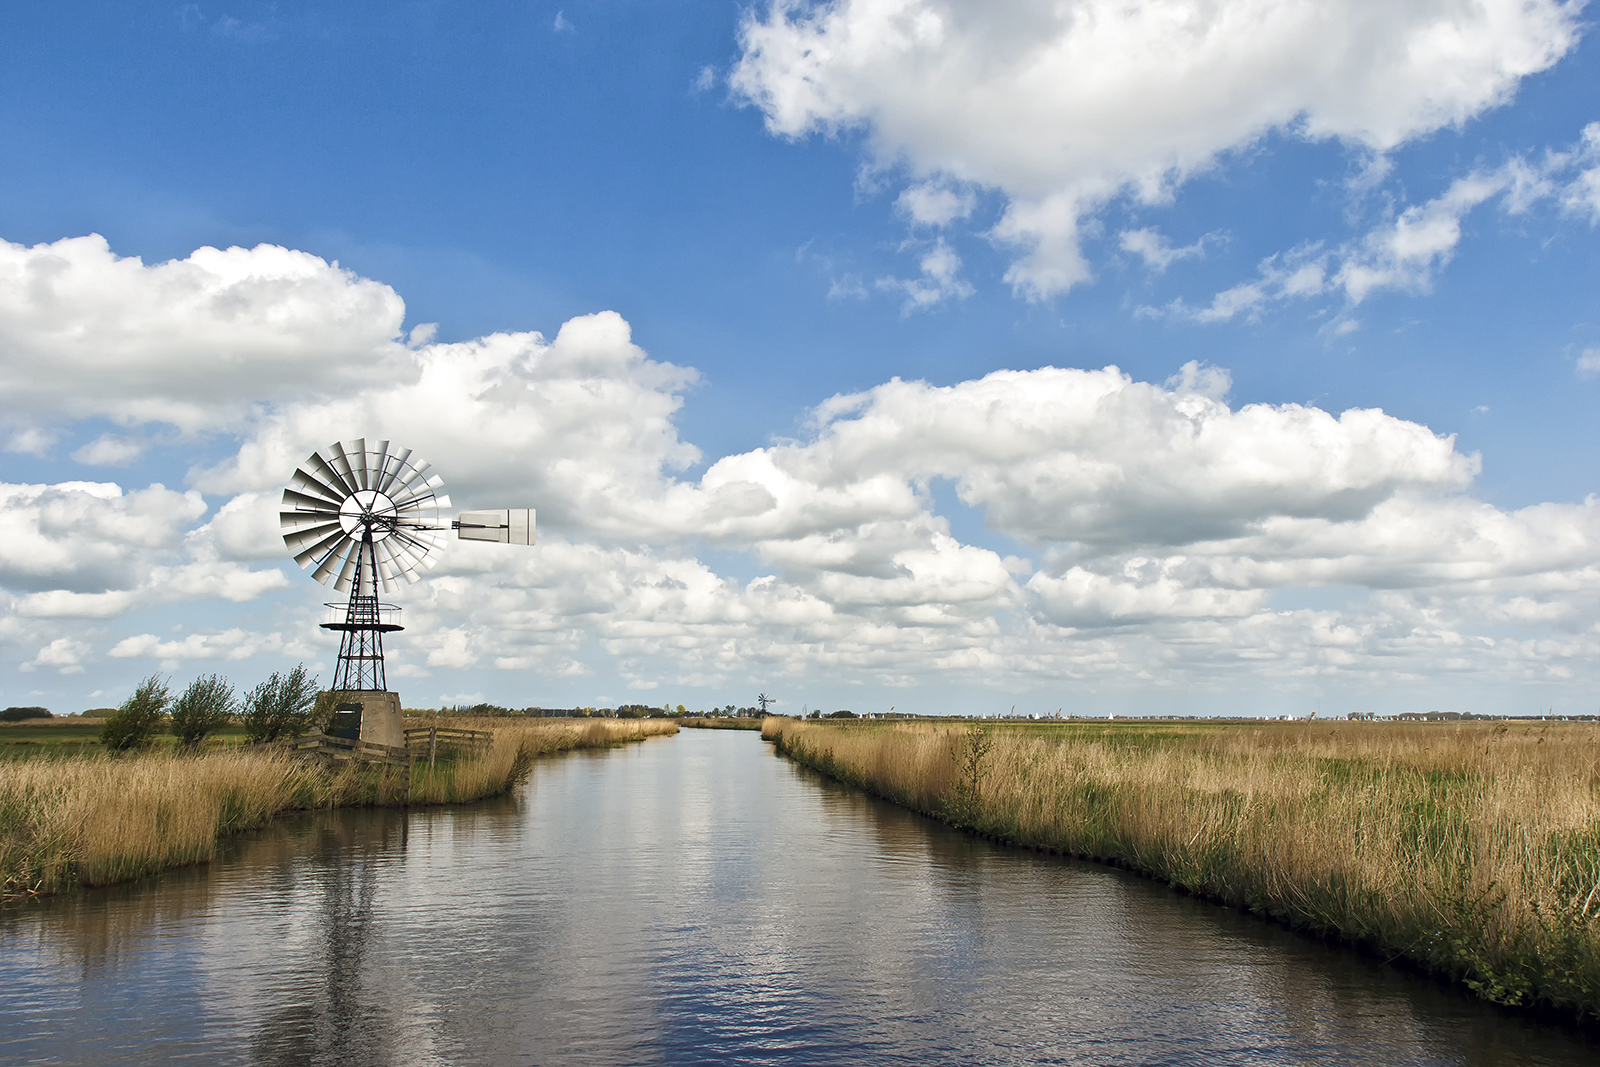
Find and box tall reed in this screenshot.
[2,717,677,899]
[762,717,1600,1019]
[0,749,355,897]
[406,717,679,804]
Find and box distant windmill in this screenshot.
[756,693,773,713]
[279,439,534,747]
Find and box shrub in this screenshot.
[100,676,170,752]
[1,706,51,722]
[240,665,320,744]
[169,674,237,748]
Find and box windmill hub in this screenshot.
[338,489,400,542]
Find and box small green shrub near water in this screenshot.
[170,675,238,748]
[241,665,319,743]
[99,676,170,752]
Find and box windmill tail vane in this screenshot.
[280,438,536,693]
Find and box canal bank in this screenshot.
[761,716,1600,1025]
[1,717,677,900]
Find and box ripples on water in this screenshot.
[2,729,1596,1065]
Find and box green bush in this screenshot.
[240,665,319,744]
[1,706,51,722]
[100,676,170,752]
[169,674,237,748]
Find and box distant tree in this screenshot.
[0,706,51,722]
[100,675,170,752]
[169,674,237,748]
[241,665,320,743]
[827,710,858,719]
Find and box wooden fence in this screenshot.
[403,726,495,768]
[283,726,495,777]
[289,731,413,773]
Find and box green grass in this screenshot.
[0,720,258,758]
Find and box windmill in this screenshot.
[280,438,534,748]
[756,692,773,714]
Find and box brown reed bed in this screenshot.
[761,716,1600,1020]
[1,717,676,900]
[406,716,679,804]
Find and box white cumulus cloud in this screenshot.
[23,637,90,675]
[731,0,1581,298]
[0,235,408,437]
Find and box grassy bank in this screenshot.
[405,717,678,803]
[679,717,764,731]
[2,717,676,900]
[762,716,1600,1020]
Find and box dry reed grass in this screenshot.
[2,717,676,899]
[763,716,1600,1018]
[0,749,365,897]
[406,717,679,804]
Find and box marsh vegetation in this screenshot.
[762,716,1600,1020]
[1,717,677,900]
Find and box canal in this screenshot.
[2,728,1594,1065]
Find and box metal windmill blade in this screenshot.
[280,439,451,593]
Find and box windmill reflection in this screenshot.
[250,811,407,1067]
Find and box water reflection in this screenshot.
[1,730,1595,1066]
[247,814,405,1066]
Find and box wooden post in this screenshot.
[429,725,437,769]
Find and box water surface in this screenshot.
[2,729,1594,1065]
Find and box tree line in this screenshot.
[98,665,321,752]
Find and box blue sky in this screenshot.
[3,1,1600,716]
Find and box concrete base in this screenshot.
[328,691,406,750]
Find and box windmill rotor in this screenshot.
[280,437,537,695]
[281,438,450,593]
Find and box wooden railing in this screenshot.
[404,726,495,767]
[282,727,494,775]
[289,731,412,770]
